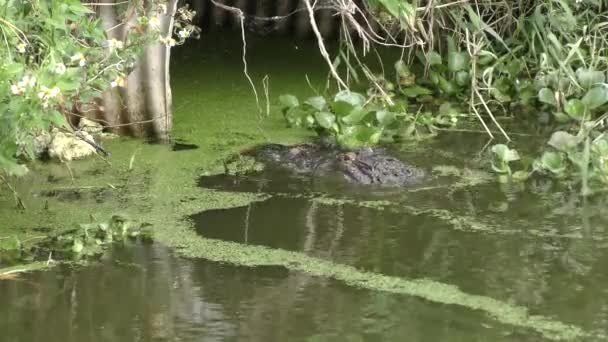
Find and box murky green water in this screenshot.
[2,33,608,341]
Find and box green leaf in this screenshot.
[437,75,458,95]
[334,90,366,107]
[314,111,335,129]
[72,239,84,254]
[279,94,299,109]
[582,87,608,110]
[304,96,327,111]
[491,144,520,162]
[447,52,469,72]
[454,71,470,87]
[540,151,566,175]
[375,110,395,126]
[564,99,585,120]
[426,51,442,66]
[576,68,605,89]
[538,88,556,106]
[401,85,433,98]
[342,108,371,125]
[548,131,579,152]
[331,101,355,117]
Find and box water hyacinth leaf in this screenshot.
[548,131,579,151]
[491,144,520,162]
[538,88,556,106]
[448,52,469,72]
[553,111,571,123]
[279,94,299,109]
[541,151,566,175]
[576,68,605,89]
[342,107,371,125]
[304,96,327,111]
[437,76,458,95]
[334,90,366,107]
[72,239,84,254]
[314,111,335,129]
[426,51,442,66]
[582,87,608,110]
[331,100,355,117]
[564,99,585,120]
[376,110,395,126]
[454,71,470,87]
[401,85,433,98]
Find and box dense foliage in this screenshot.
[0,0,196,176]
[283,0,608,194]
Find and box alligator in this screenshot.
[244,143,424,186]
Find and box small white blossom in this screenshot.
[70,52,86,67]
[178,29,190,39]
[110,76,125,88]
[160,36,176,47]
[11,84,22,95]
[107,38,124,50]
[17,42,27,53]
[54,63,67,75]
[38,85,61,100]
[149,16,161,28]
[18,75,36,89]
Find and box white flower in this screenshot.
[107,38,124,50]
[149,16,161,28]
[54,63,67,75]
[110,76,125,88]
[160,36,176,47]
[70,52,86,67]
[18,75,36,88]
[38,85,60,100]
[178,29,190,39]
[17,42,27,53]
[11,84,22,95]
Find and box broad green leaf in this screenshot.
[491,144,520,162]
[314,111,335,129]
[375,110,395,126]
[582,87,608,110]
[342,108,371,125]
[426,51,442,66]
[538,88,556,106]
[564,99,585,120]
[447,52,469,72]
[540,151,566,175]
[437,75,458,95]
[332,101,355,117]
[576,68,605,89]
[454,71,470,86]
[548,131,579,152]
[553,111,571,123]
[279,94,299,109]
[334,90,365,107]
[304,96,327,111]
[401,85,433,98]
[72,239,84,254]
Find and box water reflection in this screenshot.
[0,244,542,342]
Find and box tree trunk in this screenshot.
[88,0,178,141]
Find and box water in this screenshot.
[2,33,608,341]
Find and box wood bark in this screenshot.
[88,0,177,141]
